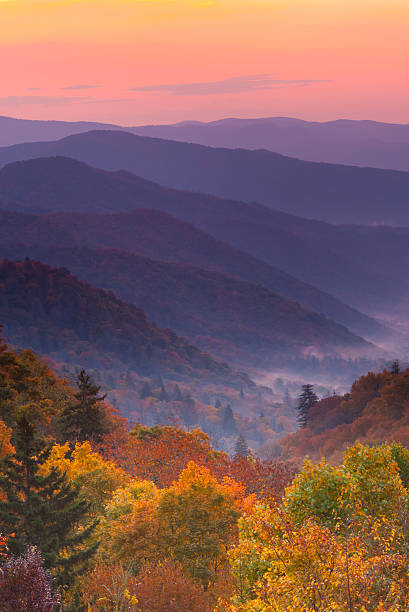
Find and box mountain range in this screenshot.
[0,258,246,385]
[0,246,371,368]
[2,115,409,172]
[0,156,406,322]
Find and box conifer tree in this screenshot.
[140,381,152,399]
[60,369,107,443]
[391,360,401,375]
[173,384,183,402]
[158,384,169,402]
[0,408,98,586]
[234,434,249,458]
[222,404,237,435]
[296,384,318,428]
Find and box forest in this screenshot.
[1,329,409,611]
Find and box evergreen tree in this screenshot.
[239,387,244,399]
[173,384,183,402]
[234,434,249,458]
[391,360,400,375]
[158,384,169,402]
[140,381,152,399]
[296,384,318,428]
[60,369,107,443]
[284,388,292,408]
[0,409,98,586]
[222,404,237,435]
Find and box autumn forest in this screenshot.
[2,0,409,608]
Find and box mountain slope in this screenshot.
[0,130,409,225]
[0,156,405,319]
[133,117,409,172]
[0,258,244,384]
[0,115,121,147]
[0,246,372,367]
[278,367,409,462]
[2,115,409,172]
[0,207,383,340]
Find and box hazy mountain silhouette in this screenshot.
[0,246,373,367]
[133,117,409,171]
[0,156,405,320]
[0,130,408,225]
[0,204,384,340]
[0,258,247,384]
[2,115,409,172]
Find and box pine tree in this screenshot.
[0,409,98,586]
[173,384,183,402]
[158,384,169,402]
[234,434,249,458]
[391,360,400,375]
[296,384,318,428]
[140,381,152,399]
[222,404,237,435]
[60,369,107,443]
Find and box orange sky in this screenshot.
[0,0,408,124]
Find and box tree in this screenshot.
[173,384,183,402]
[234,435,248,458]
[0,546,60,612]
[157,462,241,588]
[228,443,409,611]
[60,369,107,443]
[391,359,401,375]
[296,384,318,428]
[0,408,98,586]
[139,381,152,399]
[222,404,237,435]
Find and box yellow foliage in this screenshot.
[40,442,129,512]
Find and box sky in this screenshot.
[0,0,408,125]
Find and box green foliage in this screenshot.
[0,409,98,587]
[60,369,108,443]
[296,383,318,428]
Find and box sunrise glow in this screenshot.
[0,0,408,123]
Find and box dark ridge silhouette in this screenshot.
[0,258,248,385]
[0,156,405,320]
[0,205,384,340]
[0,130,409,225]
[0,246,373,367]
[2,115,409,171]
[133,117,409,171]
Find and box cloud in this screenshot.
[61,84,101,90]
[0,95,93,107]
[0,95,130,108]
[129,74,330,96]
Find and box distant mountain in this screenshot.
[0,130,408,226]
[0,156,404,322]
[0,115,121,147]
[0,259,245,385]
[0,205,384,340]
[2,115,409,172]
[133,117,409,172]
[0,246,373,368]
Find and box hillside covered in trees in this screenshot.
[0,259,297,451]
[1,334,409,610]
[0,259,242,383]
[279,364,409,462]
[0,248,372,369]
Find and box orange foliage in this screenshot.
[280,368,409,462]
